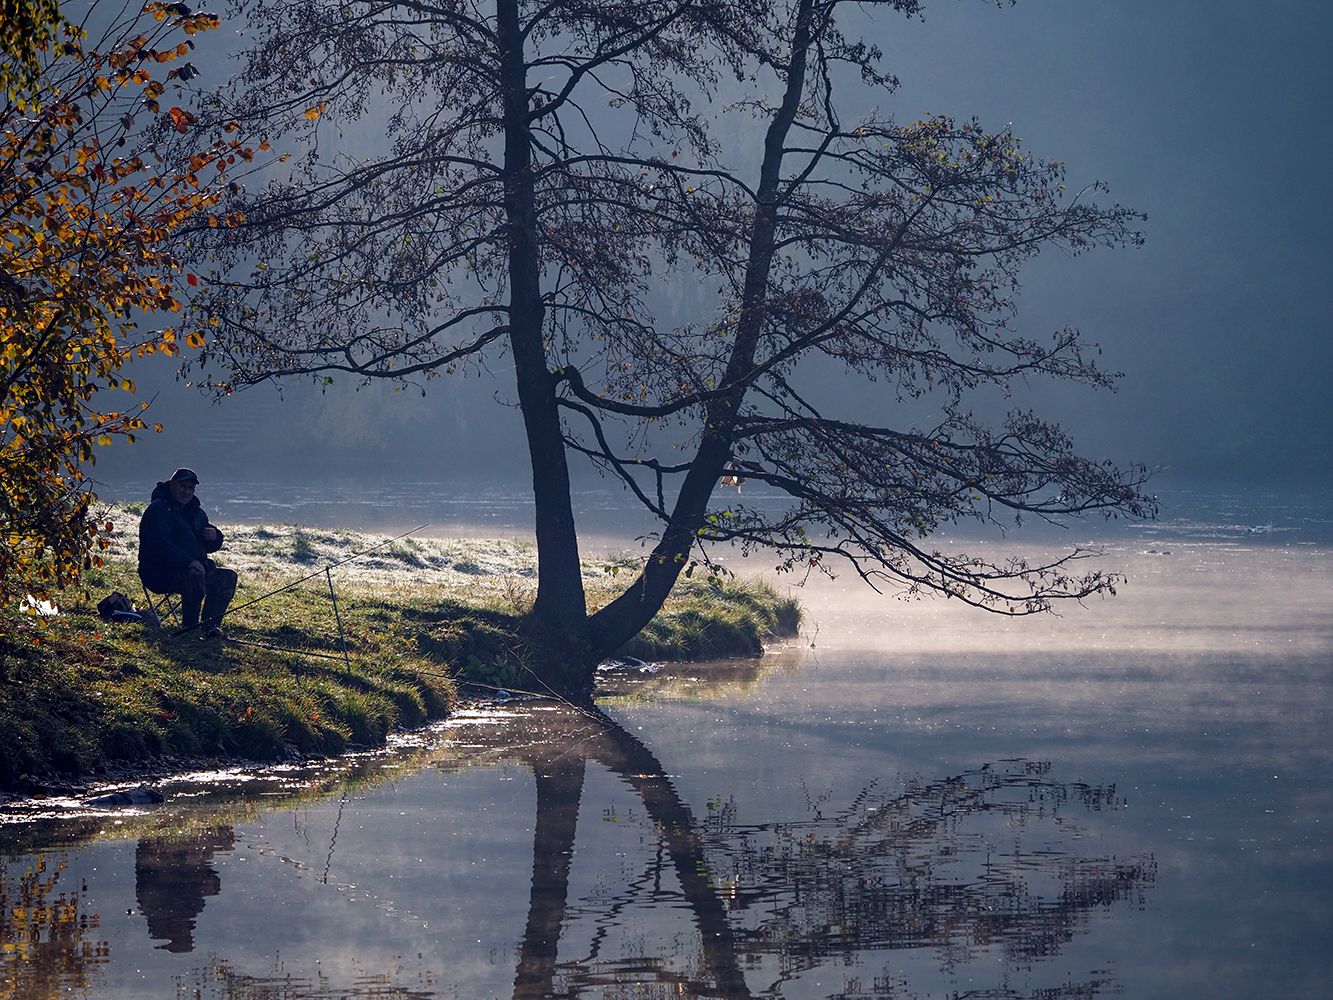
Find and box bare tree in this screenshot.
[191,0,1153,695]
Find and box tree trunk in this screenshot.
[497,0,588,640]
[587,0,817,661]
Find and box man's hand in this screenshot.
[201,526,220,544]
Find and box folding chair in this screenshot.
[140,582,180,628]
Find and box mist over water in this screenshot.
[4,489,1330,997]
[92,477,1333,550]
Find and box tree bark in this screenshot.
[498,0,588,638]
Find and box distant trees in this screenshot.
[193,0,1153,694]
[0,1,245,606]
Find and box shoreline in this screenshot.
[0,651,805,813]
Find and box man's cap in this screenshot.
[169,467,199,485]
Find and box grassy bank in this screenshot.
[0,513,800,792]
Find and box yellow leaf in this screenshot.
[304,103,327,121]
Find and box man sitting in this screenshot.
[138,468,237,637]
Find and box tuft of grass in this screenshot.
[409,600,531,689]
[610,578,802,662]
[291,531,318,563]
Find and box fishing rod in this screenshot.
[172,523,431,637]
[169,521,609,725]
[221,634,349,662]
[220,636,605,723]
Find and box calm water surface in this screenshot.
[3,506,1331,997]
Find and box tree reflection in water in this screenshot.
[502,705,1154,999]
[2,698,1153,999]
[173,956,439,998]
[0,854,108,997]
[512,706,750,999]
[711,759,1155,990]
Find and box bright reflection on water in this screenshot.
[3,532,1332,998]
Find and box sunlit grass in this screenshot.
[605,578,801,662]
[0,512,801,788]
[0,558,457,789]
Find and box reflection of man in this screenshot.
[134,826,235,953]
[138,468,236,636]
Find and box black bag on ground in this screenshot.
[97,592,142,623]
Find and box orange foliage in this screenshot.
[1,2,245,607]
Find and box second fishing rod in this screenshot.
[171,523,432,638]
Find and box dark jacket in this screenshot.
[138,482,224,593]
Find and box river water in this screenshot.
[2,490,1331,998]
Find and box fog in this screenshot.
[91,0,1333,496]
